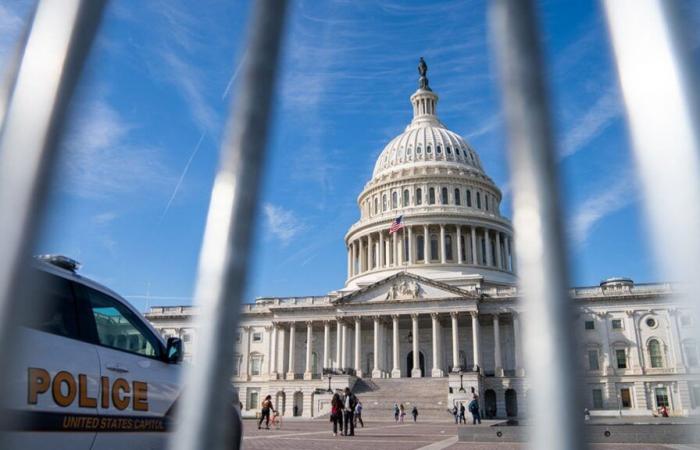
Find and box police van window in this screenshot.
[85,288,159,358]
[21,271,79,339]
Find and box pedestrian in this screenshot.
[459,403,466,424]
[469,395,482,425]
[331,392,343,436]
[258,395,274,430]
[343,387,356,436]
[412,406,418,422]
[354,401,364,428]
[394,403,400,422]
[584,408,591,421]
[399,403,406,423]
[452,405,458,424]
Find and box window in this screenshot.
[466,190,472,207]
[592,389,604,409]
[655,387,669,408]
[417,236,425,261]
[485,196,489,211]
[445,235,453,261]
[611,319,623,330]
[588,350,600,371]
[374,197,378,215]
[392,192,398,209]
[684,341,699,367]
[232,355,241,376]
[429,188,436,205]
[417,146,422,155]
[416,188,422,205]
[476,192,481,209]
[248,391,259,410]
[646,317,657,328]
[252,332,262,342]
[441,187,448,204]
[584,320,595,330]
[250,353,262,375]
[436,145,442,154]
[403,189,409,207]
[620,388,632,408]
[616,349,627,369]
[382,194,387,212]
[430,234,438,260]
[22,271,78,339]
[456,147,461,155]
[454,188,461,205]
[182,333,192,343]
[446,146,452,155]
[86,288,160,358]
[649,339,663,368]
[427,145,432,154]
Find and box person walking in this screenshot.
[469,395,482,425]
[331,392,343,436]
[459,403,466,424]
[343,387,356,436]
[258,395,274,430]
[399,404,406,423]
[393,403,400,422]
[411,406,418,422]
[452,405,458,424]
[354,401,364,428]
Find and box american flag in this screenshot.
[389,215,404,234]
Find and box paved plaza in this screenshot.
[241,419,700,450]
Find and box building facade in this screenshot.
[145,63,700,419]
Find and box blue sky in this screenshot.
[2,1,698,311]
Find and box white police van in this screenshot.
[4,255,205,450]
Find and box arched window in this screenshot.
[446,146,452,155]
[455,188,461,205]
[466,190,472,207]
[485,195,490,211]
[392,192,398,209]
[476,192,482,209]
[374,197,378,215]
[430,234,438,260]
[441,187,448,204]
[436,145,442,154]
[445,235,453,260]
[427,145,432,154]
[429,187,436,205]
[382,194,387,212]
[417,146,422,155]
[416,188,422,205]
[403,189,409,207]
[649,339,663,368]
[417,235,425,261]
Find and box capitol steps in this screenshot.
[352,377,452,421]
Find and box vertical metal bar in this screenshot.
[170,1,287,449]
[0,0,106,407]
[489,1,584,449]
[603,0,700,393]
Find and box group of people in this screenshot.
[452,388,482,425]
[393,403,419,422]
[330,387,364,436]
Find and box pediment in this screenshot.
[335,272,476,305]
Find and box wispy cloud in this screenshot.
[92,211,118,226]
[0,2,27,67]
[263,203,306,245]
[159,131,206,222]
[569,171,637,247]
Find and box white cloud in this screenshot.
[263,203,306,245]
[0,3,26,66]
[569,172,637,247]
[560,87,622,159]
[92,211,117,225]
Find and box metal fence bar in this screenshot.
[489,1,585,449]
[0,0,106,406]
[170,1,287,449]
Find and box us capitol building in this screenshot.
[145,60,699,420]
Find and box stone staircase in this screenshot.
[352,377,452,421]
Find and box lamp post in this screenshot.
[459,371,466,393]
[327,374,332,394]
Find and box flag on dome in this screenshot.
[389,215,404,234]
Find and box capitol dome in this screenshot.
[343,59,516,292]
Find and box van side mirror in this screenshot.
[166,337,183,363]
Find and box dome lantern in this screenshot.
[410,58,441,128]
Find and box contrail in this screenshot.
[221,51,246,100]
[159,131,206,223]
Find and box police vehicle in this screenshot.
[5,255,239,450]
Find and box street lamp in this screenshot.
[327,374,333,394]
[459,372,466,393]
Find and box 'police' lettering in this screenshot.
[133,381,148,411]
[112,378,130,410]
[52,371,77,407]
[79,374,97,408]
[27,368,50,404]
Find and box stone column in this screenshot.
[457,226,463,264]
[408,226,414,264]
[471,227,478,265]
[335,319,342,369]
[392,315,401,378]
[373,316,382,378]
[355,317,363,377]
[431,313,443,377]
[277,325,286,374]
[392,231,397,266]
[379,232,385,268]
[286,323,296,380]
[423,225,430,262]
[351,241,357,276]
[240,326,250,380]
[269,324,278,378]
[368,234,374,269]
[440,224,446,264]
[495,232,503,269]
[493,314,503,376]
[341,321,348,370]
[471,312,480,372]
[411,314,422,377]
[347,246,352,278]
[304,321,313,380]
[484,229,492,267]
[451,312,460,371]
[512,312,524,376]
[323,321,330,370]
[505,235,512,271]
